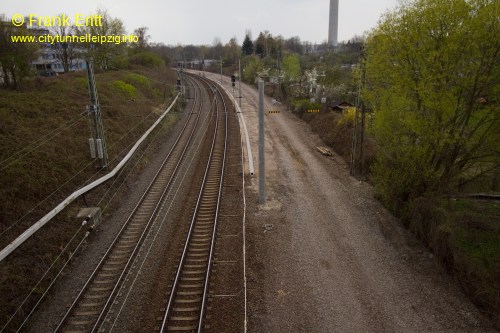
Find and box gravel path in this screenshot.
[200,72,496,333]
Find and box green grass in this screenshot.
[449,199,500,274]
[434,199,500,323]
[113,80,137,98]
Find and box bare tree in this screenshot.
[133,26,150,49]
[51,16,78,73]
[0,15,38,88]
[76,9,125,70]
[224,37,240,64]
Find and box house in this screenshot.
[30,27,87,75]
[177,59,217,70]
[331,101,354,113]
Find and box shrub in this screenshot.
[113,80,137,98]
[291,99,321,118]
[129,51,164,68]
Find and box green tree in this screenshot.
[364,0,500,212]
[0,15,38,88]
[77,9,125,70]
[255,31,269,57]
[242,32,253,56]
[224,37,240,64]
[242,55,262,83]
[281,54,301,82]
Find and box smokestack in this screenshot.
[328,0,339,47]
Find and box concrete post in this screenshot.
[258,80,265,204]
[239,59,242,107]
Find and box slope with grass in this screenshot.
[0,65,179,330]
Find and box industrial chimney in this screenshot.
[328,0,339,47]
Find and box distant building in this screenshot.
[177,59,217,70]
[29,27,87,76]
[331,101,353,113]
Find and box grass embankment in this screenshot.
[289,98,499,326]
[0,66,179,330]
[410,197,500,325]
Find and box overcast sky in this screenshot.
[3,0,400,45]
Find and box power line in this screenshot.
[0,158,95,238]
[0,103,159,238]
[0,113,86,173]
[107,65,178,87]
[97,104,179,213]
[1,221,86,333]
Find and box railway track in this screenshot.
[55,76,208,333]
[160,76,228,333]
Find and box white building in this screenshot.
[30,27,87,76]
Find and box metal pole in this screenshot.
[220,57,223,84]
[277,50,281,99]
[350,63,363,176]
[86,60,108,169]
[258,80,265,204]
[360,102,366,177]
[239,59,242,107]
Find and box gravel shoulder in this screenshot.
[201,71,496,333]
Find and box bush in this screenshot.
[337,107,356,126]
[291,99,321,118]
[110,54,131,69]
[113,80,137,98]
[129,51,164,68]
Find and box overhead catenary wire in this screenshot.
[91,101,175,209]
[97,78,214,216]
[97,79,212,217]
[0,66,175,173]
[107,65,180,87]
[0,157,95,238]
[14,228,90,333]
[0,112,86,173]
[96,106,176,212]
[0,220,86,333]
[0,95,179,262]
[107,77,217,331]
[1,98,178,332]
[0,102,160,238]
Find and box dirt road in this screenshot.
[199,71,495,333]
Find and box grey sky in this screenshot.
[3,0,400,45]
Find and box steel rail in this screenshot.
[55,79,202,333]
[197,77,228,333]
[160,74,228,333]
